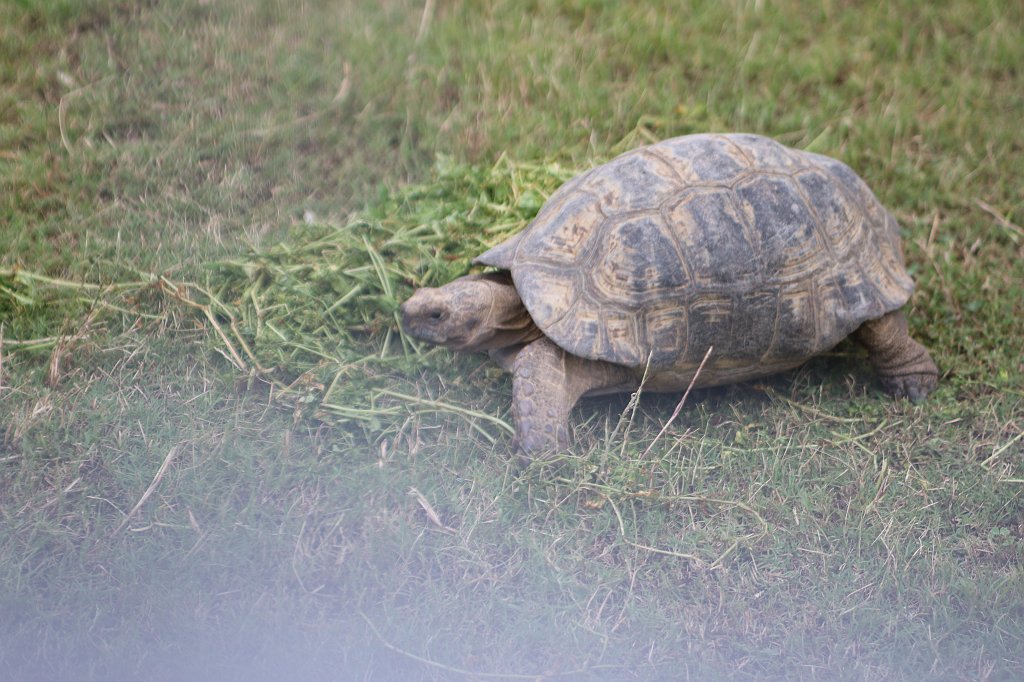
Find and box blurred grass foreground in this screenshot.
[1,1,1023,680]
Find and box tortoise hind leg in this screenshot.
[854,310,938,402]
[511,337,634,459]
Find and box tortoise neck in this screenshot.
[474,272,544,351]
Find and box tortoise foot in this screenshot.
[511,337,635,461]
[856,311,938,403]
[511,423,570,462]
[879,372,938,403]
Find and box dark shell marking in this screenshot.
[475,134,914,387]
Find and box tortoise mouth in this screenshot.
[399,304,429,337]
[399,298,459,346]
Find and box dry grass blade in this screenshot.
[0,336,61,348]
[608,352,653,458]
[0,281,35,306]
[415,0,435,44]
[603,494,706,566]
[0,266,150,292]
[980,430,1024,468]
[757,384,865,423]
[45,306,99,388]
[113,444,183,535]
[408,487,457,533]
[358,611,623,679]
[976,199,1023,243]
[380,389,514,438]
[584,482,770,570]
[318,402,402,420]
[159,277,250,372]
[640,345,713,459]
[0,323,5,392]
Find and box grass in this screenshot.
[1,0,1023,680]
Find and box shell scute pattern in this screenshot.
[654,134,751,184]
[666,189,760,288]
[515,187,604,267]
[686,296,734,363]
[491,134,913,372]
[545,307,600,360]
[772,285,819,360]
[875,212,914,296]
[580,151,682,214]
[644,305,689,367]
[600,309,643,365]
[591,212,691,307]
[729,133,806,173]
[730,289,781,362]
[735,174,828,282]
[514,262,577,326]
[803,156,912,304]
[793,168,862,259]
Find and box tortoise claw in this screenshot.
[512,424,569,461]
[880,373,938,403]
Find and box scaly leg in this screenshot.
[854,310,938,402]
[511,338,635,458]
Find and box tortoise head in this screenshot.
[400,272,540,352]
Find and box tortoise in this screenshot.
[400,133,938,457]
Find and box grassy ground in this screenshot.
[2,0,1022,680]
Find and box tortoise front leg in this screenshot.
[511,338,634,459]
[855,310,938,402]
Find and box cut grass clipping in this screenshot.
[206,156,570,438]
[2,155,573,441]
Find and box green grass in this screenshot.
[2,0,1023,680]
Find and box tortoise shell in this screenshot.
[475,133,913,384]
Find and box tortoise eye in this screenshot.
[430,310,447,321]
